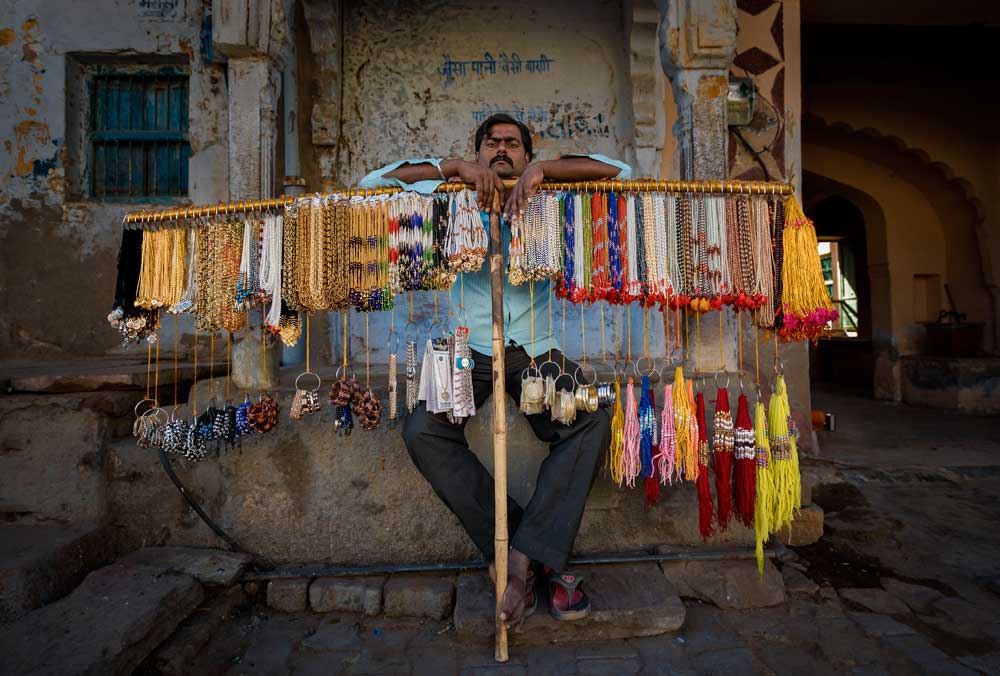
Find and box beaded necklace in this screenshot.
[445,189,487,273]
[625,194,639,300]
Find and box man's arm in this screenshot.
[503,154,632,217]
[361,159,504,211]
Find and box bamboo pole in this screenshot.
[488,189,509,662]
[121,179,794,225]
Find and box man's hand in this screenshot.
[444,159,506,212]
[503,163,544,220]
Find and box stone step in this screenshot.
[118,545,253,587]
[3,358,208,394]
[0,561,203,676]
[0,522,112,623]
[147,585,245,676]
[453,562,685,645]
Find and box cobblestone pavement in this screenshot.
[171,391,1000,675]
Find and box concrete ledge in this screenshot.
[0,562,203,676]
[901,355,1000,413]
[0,522,112,622]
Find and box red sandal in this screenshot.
[546,570,591,621]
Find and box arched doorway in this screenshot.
[806,194,874,394]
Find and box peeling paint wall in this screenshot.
[336,0,633,186]
[0,0,228,358]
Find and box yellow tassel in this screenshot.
[609,380,625,486]
[781,195,836,341]
[672,367,693,481]
[753,400,773,575]
[768,376,793,533]
[777,376,802,515]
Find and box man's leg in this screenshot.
[508,348,611,574]
[400,349,524,562]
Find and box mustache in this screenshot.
[490,155,511,165]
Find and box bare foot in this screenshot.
[497,548,531,631]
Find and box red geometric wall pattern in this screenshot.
[729,0,786,180]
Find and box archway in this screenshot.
[803,172,892,397]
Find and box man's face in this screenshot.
[476,122,529,177]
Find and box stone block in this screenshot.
[778,503,825,546]
[454,563,685,644]
[0,522,112,622]
[879,578,943,613]
[782,566,819,596]
[0,562,203,676]
[882,634,981,676]
[301,620,362,652]
[0,398,107,523]
[838,588,910,615]
[120,546,252,586]
[661,558,785,610]
[383,574,454,620]
[848,611,916,638]
[309,576,385,615]
[267,578,309,612]
[151,585,244,676]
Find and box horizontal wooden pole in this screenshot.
[122,178,793,224]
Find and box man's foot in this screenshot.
[546,568,591,621]
[497,548,532,631]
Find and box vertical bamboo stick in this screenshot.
[489,190,509,662]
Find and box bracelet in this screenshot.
[435,160,447,182]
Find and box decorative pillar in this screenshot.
[657,0,739,375]
[213,0,292,388]
[657,0,737,180]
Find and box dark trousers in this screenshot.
[401,344,610,572]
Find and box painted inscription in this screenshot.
[471,104,610,140]
[438,52,555,81]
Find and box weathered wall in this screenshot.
[0,0,228,359]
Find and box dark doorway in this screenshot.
[807,196,875,395]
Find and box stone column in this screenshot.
[657,0,739,374]
[213,0,292,388]
[658,0,737,180]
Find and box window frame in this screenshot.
[74,59,192,203]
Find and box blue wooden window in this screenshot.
[89,71,190,200]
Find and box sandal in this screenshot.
[546,570,591,621]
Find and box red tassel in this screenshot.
[734,393,756,527]
[695,392,714,539]
[713,387,734,531]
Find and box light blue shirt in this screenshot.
[359,155,632,356]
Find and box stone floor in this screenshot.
[136,387,1000,675]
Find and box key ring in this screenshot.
[714,371,731,391]
[574,364,597,388]
[774,358,784,376]
[134,398,157,418]
[403,319,419,343]
[669,346,685,367]
[538,359,561,380]
[387,329,399,355]
[634,355,657,379]
[295,371,322,392]
[520,366,542,382]
[554,372,576,392]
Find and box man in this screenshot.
[359,114,631,629]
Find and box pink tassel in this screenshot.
[623,378,640,488]
[658,384,676,484]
